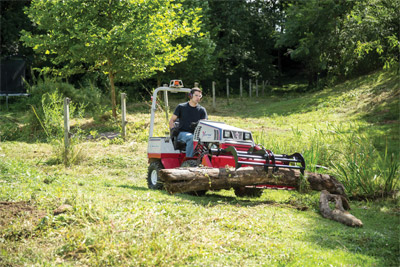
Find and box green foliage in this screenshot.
[21,0,202,79]
[277,0,399,82]
[207,0,277,84]
[21,0,203,117]
[29,89,86,166]
[32,90,73,140]
[350,0,400,70]
[26,77,102,113]
[277,0,354,84]
[0,0,32,57]
[330,133,399,199]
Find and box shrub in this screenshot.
[24,78,103,113]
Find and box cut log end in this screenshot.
[319,190,363,227]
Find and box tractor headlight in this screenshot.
[244,132,252,140]
[223,130,231,138]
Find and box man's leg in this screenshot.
[177,132,194,157]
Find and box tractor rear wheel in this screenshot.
[180,160,207,196]
[147,161,164,190]
[234,186,263,198]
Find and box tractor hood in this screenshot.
[194,120,254,144]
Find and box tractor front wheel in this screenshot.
[147,161,164,190]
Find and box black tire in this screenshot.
[180,160,207,196]
[147,161,164,190]
[234,186,263,198]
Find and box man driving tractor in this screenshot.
[169,84,208,157]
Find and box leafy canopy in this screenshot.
[21,0,202,81]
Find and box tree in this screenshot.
[276,0,353,86]
[0,0,32,57]
[205,0,278,91]
[348,0,399,72]
[21,0,202,117]
[158,0,216,89]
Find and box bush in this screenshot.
[24,78,104,113]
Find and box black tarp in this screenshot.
[0,57,26,94]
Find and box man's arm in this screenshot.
[202,107,208,120]
[169,114,178,129]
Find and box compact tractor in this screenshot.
[147,80,305,196]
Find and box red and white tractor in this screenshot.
[147,80,305,196]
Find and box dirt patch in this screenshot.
[0,201,47,228]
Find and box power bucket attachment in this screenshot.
[223,146,306,175]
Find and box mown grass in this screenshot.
[0,69,399,266]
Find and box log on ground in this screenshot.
[319,190,363,227]
[159,166,346,196]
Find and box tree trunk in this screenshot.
[159,166,347,196]
[109,71,117,118]
[319,190,363,227]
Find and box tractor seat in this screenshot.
[173,139,186,151]
[170,125,186,151]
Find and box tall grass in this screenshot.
[253,123,399,199]
[31,90,86,166]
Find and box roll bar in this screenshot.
[149,86,191,137]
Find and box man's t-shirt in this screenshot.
[173,102,208,133]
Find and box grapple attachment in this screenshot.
[224,146,306,174]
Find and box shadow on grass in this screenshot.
[169,190,310,211]
[117,183,310,210]
[117,184,150,191]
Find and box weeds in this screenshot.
[29,90,87,166]
[253,122,399,199]
[331,133,399,199]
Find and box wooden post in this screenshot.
[256,79,259,97]
[63,97,70,165]
[262,80,265,96]
[212,81,216,110]
[249,79,252,98]
[240,77,243,98]
[226,78,230,105]
[121,93,127,140]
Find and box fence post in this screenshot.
[262,80,265,96]
[240,77,243,98]
[249,79,252,98]
[121,93,127,140]
[63,97,70,164]
[256,79,259,97]
[212,81,216,110]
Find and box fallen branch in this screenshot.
[319,190,362,227]
[159,166,346,196]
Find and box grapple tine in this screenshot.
[224,146,241,169]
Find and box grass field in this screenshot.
[0,70,399,266]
